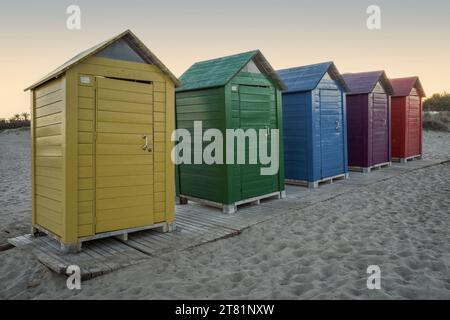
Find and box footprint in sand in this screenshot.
[228,272,245,283]
[319,264,337,278]
[246,256,261,265]
[288,283,315,296]
[292,249,307,258]
[394,266,414,281]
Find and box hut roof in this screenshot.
[342,71,394,96]
[25,30,180,91]
[177,50,286,92]
[390,77,426,97]
[277,61,349,93]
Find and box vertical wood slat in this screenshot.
[276,88,285,191]
[153,80,158,223]
[165,79,175,223]
[76,75,96,237]
[31,90,36,230]
[224,84,234,205]
[93,77,98,234]
[63,70,79,244]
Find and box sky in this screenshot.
[0,0,449,118]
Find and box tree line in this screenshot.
[423,92,450,111]
[0,113,31,130]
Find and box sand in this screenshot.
[0,128,449,299]
[0,128,31,247]
[423,130,450,160]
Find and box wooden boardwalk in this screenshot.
[9,235,149,279]
[8,158,447,280]
[9,203,277,279]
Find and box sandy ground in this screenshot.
[0,129,31,247]
[0,128,449,299]
[422,130,450,160]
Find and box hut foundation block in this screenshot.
[308,181,319,189]
[60,242,82,254]
[176,196,188,205]
[223,205,237,215]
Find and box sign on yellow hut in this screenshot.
[25,30,180,253]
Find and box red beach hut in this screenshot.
[390,77,426,162]
[342,71,394,173]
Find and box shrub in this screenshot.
[0,118,30,131]
[423,92,450,111]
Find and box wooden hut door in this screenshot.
[371,90,390,165]
[238,85,277,199]
[407,93,421,156]
[319,89,345,178]
[94,77,155,233]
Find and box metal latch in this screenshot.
[142,135,152,152]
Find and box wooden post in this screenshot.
[62,70,79,246]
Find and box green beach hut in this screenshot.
[175,50,287,214]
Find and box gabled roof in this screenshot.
[342,71,394,96]
[277,61,349,93]
[25,30,180,91]
[177,50,286,92]
[390,77,426,97]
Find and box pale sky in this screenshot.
[0,0,449,118]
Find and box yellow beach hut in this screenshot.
[25,30,180,253]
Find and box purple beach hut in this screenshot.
[342,71,394,173]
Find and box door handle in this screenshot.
[142,135,152,152]
[336,120,340,131]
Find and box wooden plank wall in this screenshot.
[76,57,170,235]
[77,77,96,237]
[282,91,310,181]
[229,72,280,203]
[311,72,346,180]
[152,81,168,223]
[175,87,226,203]
[33,56,175,240]
[33,78,65,236]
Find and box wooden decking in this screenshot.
[285,173,349,189]
[178,191,284,214]
[349,161,392,173]
[8,157,447,280]
[9,203,277,279]
[9,235,149,280]
[392,154,422,163]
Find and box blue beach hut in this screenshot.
[277,62,349,188]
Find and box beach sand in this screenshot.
[0,129,31,247]
[0,128,449,299]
